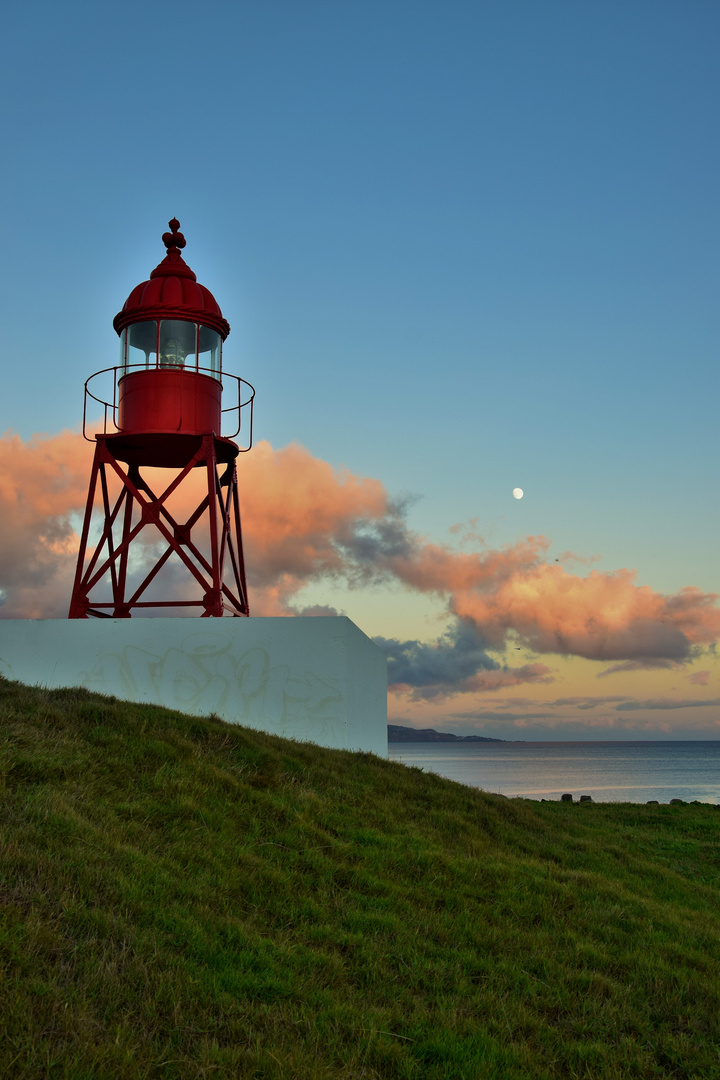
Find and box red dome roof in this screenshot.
[113,219,230,340]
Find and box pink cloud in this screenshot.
[0,432,718,698]
[0,429,94,617]
[380,535,719,663]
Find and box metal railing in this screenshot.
[82,364,255,451]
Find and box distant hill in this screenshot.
[388,723,504,742]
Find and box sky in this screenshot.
[1,0,718,739]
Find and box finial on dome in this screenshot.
[162,218,186,251]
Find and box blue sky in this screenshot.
[1,0,718,737]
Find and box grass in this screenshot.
[1,675,719,1079]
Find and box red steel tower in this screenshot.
[69,219,254,619]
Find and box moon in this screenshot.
[512,488,524,500]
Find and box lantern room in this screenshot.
[118,320,222,376]
[111,218,231,437]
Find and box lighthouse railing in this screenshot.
[82,365,255,450]
[220,373,255,447]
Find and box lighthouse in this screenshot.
[68,219,254,619]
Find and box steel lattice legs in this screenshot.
[68,435,249,618]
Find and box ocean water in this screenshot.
[387,741,720,804]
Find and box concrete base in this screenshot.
[0,617,387,756]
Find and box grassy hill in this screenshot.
[1,675,719,1079]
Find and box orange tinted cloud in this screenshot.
[0,430,93,617]
[382,537,719,663]
[0,431,718,688]
[0,433,394,618]
[240,440,389,588]
[146,439,393,612]
[451,567,719,661]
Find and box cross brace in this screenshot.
[68,435,249,618]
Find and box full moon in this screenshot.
[512,488,524,500]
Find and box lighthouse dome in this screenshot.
[113,219,230,340]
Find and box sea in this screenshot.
[387,741,720,804]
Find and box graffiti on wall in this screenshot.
[79,631,346,740]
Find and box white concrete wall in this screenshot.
[0,617,387,756]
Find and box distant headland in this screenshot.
[388,724,505,743]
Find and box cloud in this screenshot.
[290,603,341,617]
[0,433,395,619]
[375,619,555,700]
[449,566,717,661]
[548,696,629,709]
[396,665,554,702]
[377,534,719,663]
[457,665,555,695]
[0,431,718,704]
[450,710,559,722]
[447,694,720,734]
[553,550,602,567]
[376,619,499,687]
[615,698,720,712]
[239,441,390,589]
[0,429,93,617]
[687,670,711,686]
[597,658,686,677]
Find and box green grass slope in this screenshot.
[1,676,719,1080]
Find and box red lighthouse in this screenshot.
[69,219,254,619]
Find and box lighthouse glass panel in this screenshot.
[198,326,222,379]
[124,321,158,371]
[159,320,197,370]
